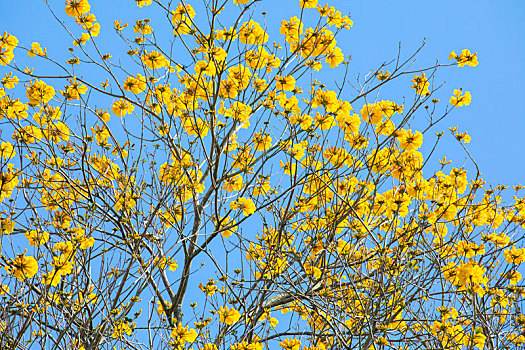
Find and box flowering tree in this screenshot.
[0,0,524,349]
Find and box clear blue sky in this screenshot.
[2,0,524,186]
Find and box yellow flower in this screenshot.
[170,323,198,343]
[223,174,244,192]
[214,216,237,238]
[26,79,55,105]
[471,328,486,349]
[156,300,172,315]
[2,73,18,89]
[27,42,46,57]
[411,73,430,95]
[280,16,303,43]
[451,49,479,67]
[8,253,38,281]
[114,20,128,31]
[275,75,296,91]
[60,79,88,100]
[134,20,152,35]
[42,271,62,286]
[397,129,423,151]
[111,320,134,339]
[504,246,525,265]
[95,108,111,122]
[314,112,335,130]
[52,255,74,276]
[135,0,152,7]
[183,117,209,137]
[223,101,252,127]
[0,48,15,66]
[0,285,9,295]
[289,113,313,130]
[280,338,301,350]
[230,197,256,216]
[24,230,50,246]
[54,241,74,256]
[454,131,471,143]
[252,132,272,151]
[141,50,168,70]
[201,344,218,350]
[199,279,218,296]
[73,231,95,249]
[171,3,196,22]
[238,20,268,45]
[252,176,271,196]
[449,89,471,107]
[0,142,15,160]
[325,47,344,68]
[64,0,91,17]
[219,306,241,325]
[123,74,146,94]
[0,31,18,51]
[280,160,297,175]
[0,32,17,66]
[73,33,90,46]
[217,26,237,41]
[300,0,318,8]
[111,99,135,116]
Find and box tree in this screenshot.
[0,0,524,349]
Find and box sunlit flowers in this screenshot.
[504,247,525,265]
[252,131,272,151]
[7,253,38,281]
[449,49,479,67]
[26,79,55,105]
[280,338,301,350]
[223,174,244,192]
[135,0,152,8]
[218,306,241,325]
[64,0,91,17]
[300,0,318,8]
[141,50,169,70]
[215,216,237,238]
[111,320,135,338]
[230,197,256,216]
[171,3,196,21]
[61,79,88,100]
[397,129,423,151]
[222,101,252,126]
[27,42,46,57]
[449,89,471,107]
[111,99,135,116]
[170,323,198,343]
[123,74,147,94]
[275,75,296,91]
[0,32,18,66]
[0,141,15,159]
[411,73,430,95]
[238,20,268,45]
[2,72,18,89]
[25,230,50,246]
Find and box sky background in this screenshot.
[1,0,524,187]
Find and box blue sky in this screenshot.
[346,0,525,186]
[2,0,524,186]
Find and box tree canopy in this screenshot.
[0,0,524,349]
